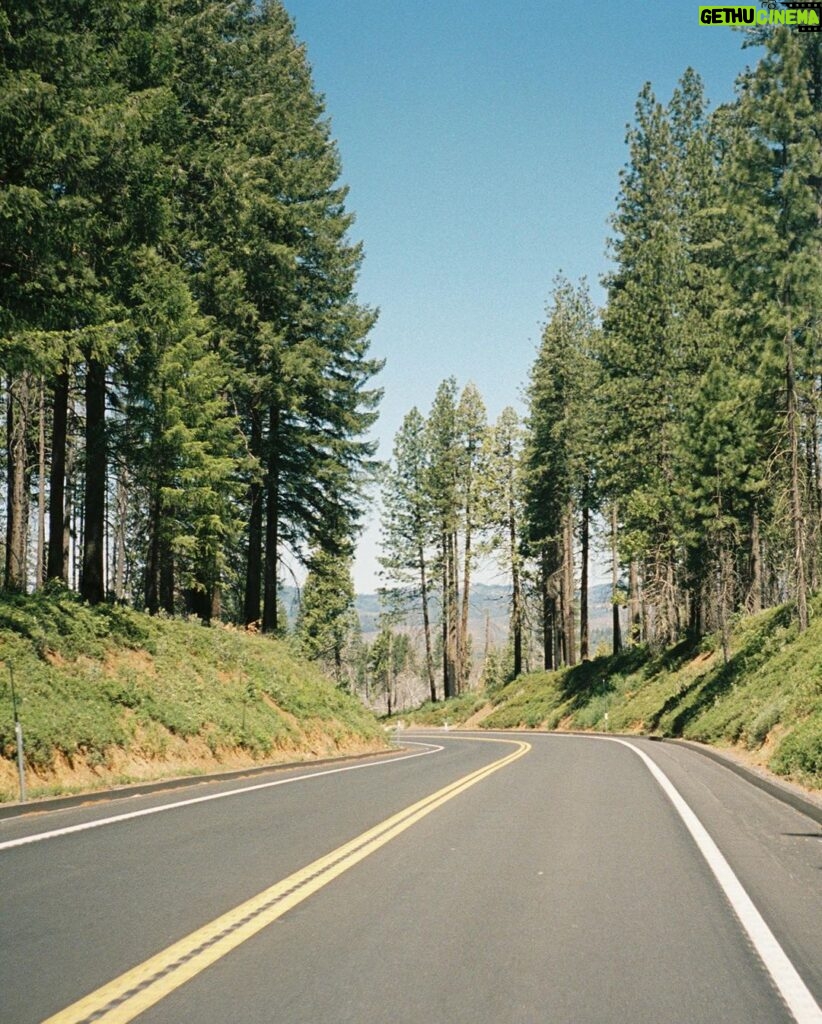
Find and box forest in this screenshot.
[1,12,820,705]
[378,30,822,700]
[1,0,381,632]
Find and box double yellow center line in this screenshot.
[43,737,530,1024]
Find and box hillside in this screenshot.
[0,588,387,803]
[400,596,822,790]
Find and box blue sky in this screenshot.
[283,1,761,592]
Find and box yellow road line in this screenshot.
[42,737,530,1024]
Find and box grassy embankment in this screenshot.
[0,588,386,803]
[399,595,822,790]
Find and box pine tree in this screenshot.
[524,278,596,667]
[455,383,489,686]
[723,30,822,631]
[379,408,437,701]
[1,0,383,626]
[368,622,413,715]
[10,1,182,602]
[662,72,763,637]
[487,407,525,678]
[600,79,700,645]
[425,379,462,697]
[174,1,381,632]
[296,550,360,685]
[122,251,242,618]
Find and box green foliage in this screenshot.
[123,250,244,608]
[478,594,822,788]
[480,642,516,691]
[770,714,822,784]
[379,407,432,591]
[390,692,486,727]
[0,591,385,798]
[368,625,412,691]
[524,276,597,548]
[0,0,381,622]
[295,550,360,684]
[380,379,499,699]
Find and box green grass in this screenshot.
[0,587,386,800]
[388,691,487,727]
[401,595,822,790]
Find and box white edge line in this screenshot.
[553,733,822,1024]
[0,742,443,853]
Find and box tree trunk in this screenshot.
[75,484,83,592]
[65,404,76,590]
[36,378,46,588]
[610,505,622,655]
[580,502,589,661]
[562,506,576,666]
[113,470,127,601]
[689,576,704,638]
[419,545,436,702]
[665,556,677,646]
[47,369,69,581]
[81,358,106,604]
[640,564,650,644]
[460,521,472,688]
[160,537,175,614]
[717,539,732,665]
[145,490,161,615]
[807,405,821,592]
[441,536,449,694]
[243,408,263,626]
[509,498,522,678]
[386,640,394,716]
[786,328,808,631]
[449,529,461,691]
[748,506,762,614]
[541,545,554,670]
[4,374,29,591]
[442,530,457,699]
[628,559,641,644]
[262,404,280,634]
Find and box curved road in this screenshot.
[1,732,820,1023]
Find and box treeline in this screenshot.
[380,29,821,694]
[380,381,525,699]
[0,1,381,625]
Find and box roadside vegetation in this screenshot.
[0,589,386,802]
[393,595,822,790]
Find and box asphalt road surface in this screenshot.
[1,732,820,1024]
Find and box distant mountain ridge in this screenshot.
[281,582,616,646]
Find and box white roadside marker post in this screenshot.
[9,666,26,803]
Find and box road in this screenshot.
[1,732,820,1023]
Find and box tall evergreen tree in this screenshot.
[600,76,711,645]
[379,408,437,701]
[1,0,383,630]
[524,277,596,667]
[425,379,462,697]
[296,549,360,685]
[174,1,381,632]
[122,251,242,617]
[723,30,822,631]
[487,406,525,678]
[455,382,489,686]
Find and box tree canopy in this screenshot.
[1,0,381,632]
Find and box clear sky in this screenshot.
[283,0,760,593]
